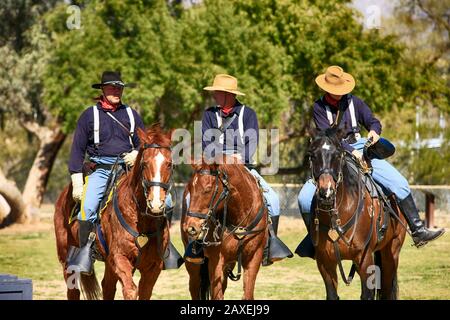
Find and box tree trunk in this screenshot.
[0,195,10,224]
[21,124,66,222]
[0,169,27,227]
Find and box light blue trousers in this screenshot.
[185,168,280,217]
[297,138,411,216]
[78,156,172,222]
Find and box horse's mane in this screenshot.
[141,123,172,148]
[127,123,172,187]
[193,155,257,194]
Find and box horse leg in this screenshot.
[112,254,138,300]
[208,255,225,300]
[102,261,118,300]
[64,266,81,300]
[185,262,203,300]
[138,262,163,300]
[379,238,403,300]
[357,253,376,300]
[241,250,263,300]
[316,256,339,300]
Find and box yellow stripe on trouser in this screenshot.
[80,175,89,221]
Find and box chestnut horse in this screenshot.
[54,125,176,299]
[181,156,268,300]
[307,129,407,300]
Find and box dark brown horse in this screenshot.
[307,129,406,300]
[54,125,177,299]
[181,155,268,300]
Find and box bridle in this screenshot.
[187,169,230,246]
[310,147,345,191]
[138,143,174,217]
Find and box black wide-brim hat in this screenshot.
[92,71,136,89]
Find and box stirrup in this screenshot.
[184,241,205,265]
[67,232,96,275]
[163,241,185,270]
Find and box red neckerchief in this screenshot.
[94,95,120,112]
[324,93,339,108]
[221,105,234,116]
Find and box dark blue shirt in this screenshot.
[313,95,382,152]
[202,101,259,164]
[68,103,145,174]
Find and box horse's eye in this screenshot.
[204,186,212,193]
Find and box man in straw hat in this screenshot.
[66,71,182,274]
[295,66,445,258]
[184,74,293,266]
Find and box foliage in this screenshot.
[0,0,449,197]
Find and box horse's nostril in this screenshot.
[187,226,198,236]
[147,200,153,209]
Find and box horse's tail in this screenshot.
[80,269,102,300]
[54,185,71,265]
[374,250,382,300]
[199,258,210,300]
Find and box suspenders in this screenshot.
[324,97,361,140]
[215,105,245,145]
[92,105,136,149]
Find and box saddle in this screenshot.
[69,162,126,261]
[345,155,391,243]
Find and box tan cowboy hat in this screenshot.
[315,66,355,95]
[203,74,245,96]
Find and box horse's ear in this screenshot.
[307,126,318,138]
[166,128,176,140]
[137,127,147,144]
[191,155,203,171]
[335,126,347,141]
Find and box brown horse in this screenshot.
[307,129,407,300]
[54,125,177,299]
[181,155,268,300]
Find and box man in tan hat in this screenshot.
[184,74,293,266]
[295,66,445,258]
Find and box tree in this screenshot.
[0,1,64,224]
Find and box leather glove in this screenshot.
[367,130,380,145]
[351,149,363,160]
[123,150,139,166]
[71,173,84,202]
[352,150,370,173]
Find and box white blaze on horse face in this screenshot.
[322,142,331,150]
[193,175,198,186]
[151,151,165,210]
[325,180,332,198]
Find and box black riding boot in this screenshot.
[66,220,95,275]
[163,208,184,270]
[262,216,293,266]
[295,213,315,259]
[398,193,445,248]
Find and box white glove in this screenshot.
[123,150,139,166]
[71,173,84,202]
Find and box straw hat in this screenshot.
[203,74,245,96]
[315,66,355,95]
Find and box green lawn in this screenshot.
[0,215,449,300]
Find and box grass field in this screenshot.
[1,205,449,300]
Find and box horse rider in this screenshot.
[296,65,445,258]
[67,71,174,274]
[184,73,293,266]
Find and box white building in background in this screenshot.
[413,106,446,150]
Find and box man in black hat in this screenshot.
[67,71,145,274]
